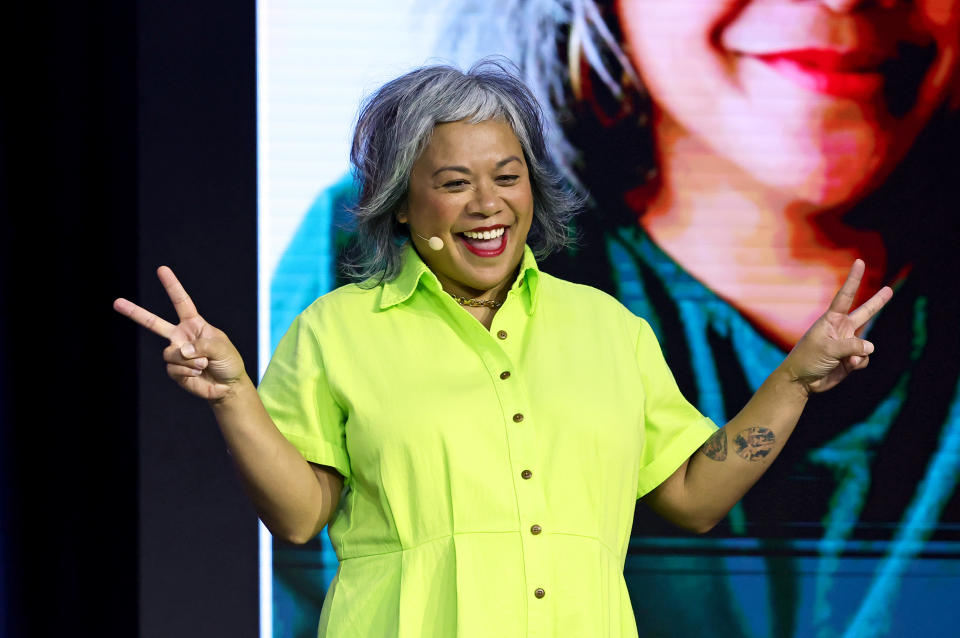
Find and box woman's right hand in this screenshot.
[114,266,246,402]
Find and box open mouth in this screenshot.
[457,225,508,257]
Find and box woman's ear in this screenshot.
[396,205,409,225]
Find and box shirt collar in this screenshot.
[379,242,541,314]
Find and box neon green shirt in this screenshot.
[259,244,716,637]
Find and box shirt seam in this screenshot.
[338,529,521,561]
[336,528,622,562]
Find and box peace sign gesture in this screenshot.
[784,259,894,394]
[113,266,246,401]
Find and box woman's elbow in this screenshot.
[687,517,721,535]
[264,519,325,545]
[671,511,723,535]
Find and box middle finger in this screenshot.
[848,286,894,329]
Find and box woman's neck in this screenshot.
[637,129,893,350]
[436,270,515,332]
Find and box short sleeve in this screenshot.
[258,313,352,481]
[635,318,717,499]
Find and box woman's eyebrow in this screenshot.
[496,155,522,169]
[432,165,471,177]
[432,156,524,178]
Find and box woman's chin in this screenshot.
[726,144,892,210]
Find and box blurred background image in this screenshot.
[259,2,960,637]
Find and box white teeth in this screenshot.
[462,227,505,240]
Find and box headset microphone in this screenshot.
[414,232,444,251]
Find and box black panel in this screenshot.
[137,1,258,636]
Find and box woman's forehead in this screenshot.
[420,119,524,163]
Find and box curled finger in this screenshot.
[827,337,874,363]
[167,363,204,380]
[163,343,208,370]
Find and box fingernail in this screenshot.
[863,341,875,355]
[181,343,195,357]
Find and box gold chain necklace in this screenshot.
[447,292,504,309]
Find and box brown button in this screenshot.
[521,469,533,480]
[530,524,542,535]
[500,371,511,380]
[534,588,546,599]
[497,330,508,340]
[513,413,524,423]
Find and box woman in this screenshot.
[117,61,891,637]
[271,4,959,631]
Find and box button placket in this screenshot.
[489,295,551,635]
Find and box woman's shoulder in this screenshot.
[537,270,649,330]
[297,280,382,327]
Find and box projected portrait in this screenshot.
[266,1,960,636]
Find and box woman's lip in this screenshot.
[755,49,891,71]
[458,227,508,257]
[747,49,890,99]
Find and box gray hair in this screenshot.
[343,57,581,284]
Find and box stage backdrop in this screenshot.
[257,1,960,637]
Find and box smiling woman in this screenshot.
[399,120,534,326]
[342,61,577,289]
[117,59,894,637]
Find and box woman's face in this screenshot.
[616,0,960,207]
[399,118,534,298]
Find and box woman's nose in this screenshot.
[471,183,500,216]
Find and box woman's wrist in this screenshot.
[774,361,813,402]
[209,371,256,407]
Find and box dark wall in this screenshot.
[2,2,258,636]
[137,1,259,636]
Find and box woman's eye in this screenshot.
[497,174,520,184]
[443,180,469,189]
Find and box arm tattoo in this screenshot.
[733,426,776,462]
[699,428,727,461]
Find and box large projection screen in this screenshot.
[257,2,960,637]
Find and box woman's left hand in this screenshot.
[784,259,894,395]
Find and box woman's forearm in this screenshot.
[645,364,809,533]
[210,374,341,544]
[645,261,889,532]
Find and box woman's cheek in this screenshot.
[617,1,744,125]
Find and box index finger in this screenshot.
[157,266,199,322]
[828,259,865,315]
[113,297,175,339]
